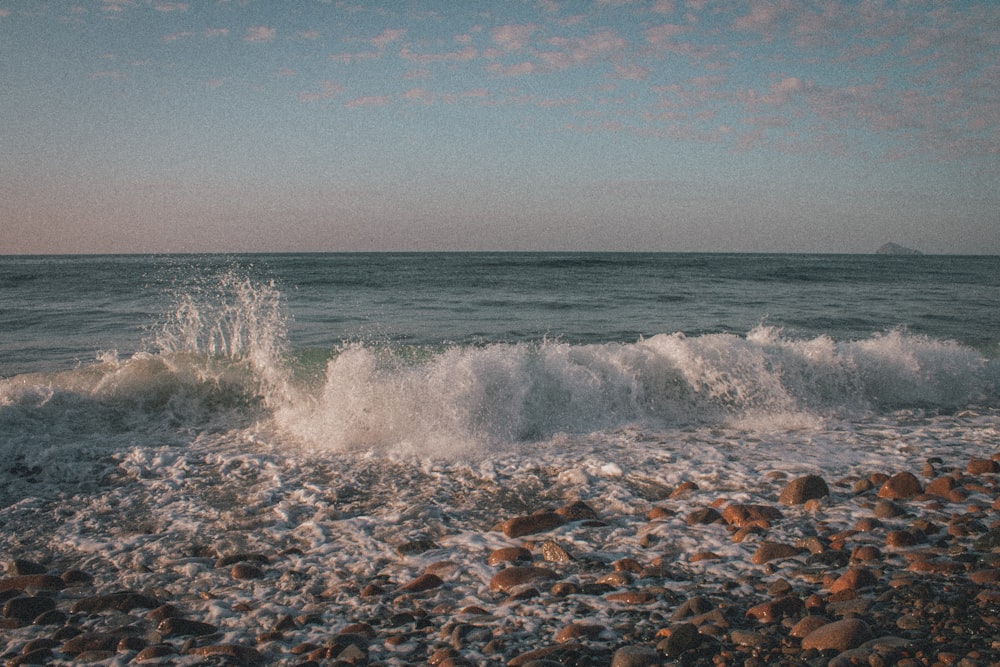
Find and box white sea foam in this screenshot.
[1,275,997,504]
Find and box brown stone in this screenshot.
[690,551,721,562]
[968,458,999,474]
[555,501,599,521]
[925,476,957,497]
[686,507,723,525]
[605,591,654,604]
[0,575,65,593]
[8,648,53,665]
[554,622,604,642]
[721,504,783,528]
[399,572,443,592]
[850,545,882,562]
[60,570,92,585]
[230,563,264,580]
[611,645,662,667]
[800,618,872,652]
[60,633,121,655]
[906,557,963,574]
[779,474,830,505]
[732,525,766,542]
[540,540,572,563]
[158,617,218,637]
[827,567,878,593]
[487,546,532,566]
[488,566,558,593]
[135,645,177,662]
[508,643,586,667]
[661,622,701,657]
[670,481,699,498]
[501,512,566,538]
[188,644,263,665]
[854,517,882,531]
[878,471,923,499]
[646,506,675,520]
[2,596,56,623]
[70,591,161,613]
[613,558,643,573]
[745,596,804,623]
[751,541,802,565]
[969,568,1000,584]
[885,529,922,548]
[789,615,830,639]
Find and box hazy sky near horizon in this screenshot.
[2,0,998,254]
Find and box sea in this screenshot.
[0,253,998,661]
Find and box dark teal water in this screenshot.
[2,253,997,377]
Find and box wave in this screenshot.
[2,274,997,479]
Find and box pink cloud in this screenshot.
[399,46,477,65]
[611,62,649,80]
[162,31,193,43]
[153,2,187,11]
[487,61,537,76]
[299,30,320,40]
[492,24,537,51]
[651,0,675,14]
[100,1,132,11]
[344,95,392,108]
[539,30,626,70]
[299,81,343,103]
[401,88,435,104]
[733,1,787,34]
[329,52,380,64]
[204,28,228,38]
[370,28,406,49]
[244,26,275,43]
[537,97,578,108]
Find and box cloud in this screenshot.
[162,31,193,43]
[244,26,275,43]
[401,88,435,104]
[538,30,626,70]
[204,28,229,38]
[492,24,537,51]
[299,80,343,103]
[399,46,477,65]
[329,51,381,64]
[611,62,649,80]
[344,95,392,108]
[651,0,675,14]
[100,0,133,11]
[760,76,812,105]
[645,22,686,42]
[300,30,320,40]
[370,28,406,49]
[487,61,537,76]
[733,1,788,34]
[153,2,187,11]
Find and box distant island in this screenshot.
[876,242,923,255]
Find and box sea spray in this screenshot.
[274,326,998,457]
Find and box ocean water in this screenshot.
[2,253,999,491]
[1,253,999,663]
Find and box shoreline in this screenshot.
[2,448,998,666]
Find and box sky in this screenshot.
[1,0,998,254]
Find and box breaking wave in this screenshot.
[1,274,997,477]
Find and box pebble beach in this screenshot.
[2,433,998,667]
